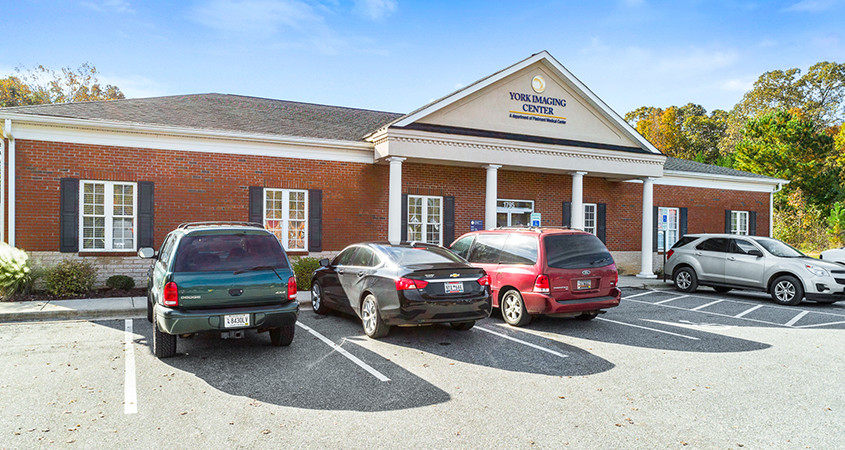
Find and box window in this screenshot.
[172,233,289,273]
[349,246,376,267]
[731,239,759,255]
[450,235,475,260]
[79,180,137,251]
[731,211,749,235]
[499,234,538,265]
[264,189,308,251]
[408,195,442,244]
[657,207,679,251]
[544,234,613,269]
[158,234,176,266]
[468,233,507,264]
[583,203,597,235]
[332,247,359,266]
[696,238,729,253]
[497,199,534,227]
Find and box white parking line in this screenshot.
[691,299,724,311]
[734,305,763,318]
[123,319,137,415]
[784,311,809,327]
[296,322,391,382]
[596,317,700,340]
[655,295,689,305]
[623,291,657,299]
[475,326,568,358]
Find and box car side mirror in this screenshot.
[138,247,157,259]
[748,249,763,257]
[319,258,330,267]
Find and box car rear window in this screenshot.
[544,234,613,269]
[172,233,289,272]
[671,236,698,249]
[499,233,538,265]
[381,246,464,265]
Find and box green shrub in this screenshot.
[0,243,35,299]
[826,202,845,248]
[291,256,321,291]
[106,275,135,290]
[45,260,97,297]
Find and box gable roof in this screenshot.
[664,156,785,183]
[0,93,403,142]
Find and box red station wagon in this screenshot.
[450,227,621,326]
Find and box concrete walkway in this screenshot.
[0,275,673,323]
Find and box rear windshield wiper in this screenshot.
[589,257,611,266]
[233,265,284,281]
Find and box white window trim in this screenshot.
[583,203,597,235]
[657,206,680,251]
[263,188,309,252]
[408,195,443,244]
[731,210,749,236]
[497,199,534,227]
[78,180,138,252]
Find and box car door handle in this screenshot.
[695,252,703,256]
[357,271,365,277]
[727,256,736,261]
[337,269,345,274]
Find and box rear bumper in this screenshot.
[522,288,621,315]
[155,301,299,335]
[379,290,492,326]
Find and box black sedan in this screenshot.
[310,242,492,338]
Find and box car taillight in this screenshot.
[667,249,675,259]
[533,274,550,293]
[611,271,618,287]
[163,282,178,307]
[477,274,491,286]
[396,277,428,290]
[287,276,297,300]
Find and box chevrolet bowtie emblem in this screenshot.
[450,273,460,278]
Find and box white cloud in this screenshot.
[720,76,756,93]
[191,0,321,35]
[353,0,397,20]
[99,73,168,99]
[653,49,739,74]
[80,0,135,14]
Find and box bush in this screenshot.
[0,243,35,299]
[291,256,321,291]
[45,260,97,297]
[106,275,135,290]
[826,202,845,248]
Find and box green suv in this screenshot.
[139,222,299,358]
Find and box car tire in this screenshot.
[270,325,295,346]
[311,281,329,315]
[673,267,698,293]
[450,321,475,331]
[713,286,732,294]
[152,321,176,359]
[146,296,154,323]
[501,289,532,327]
[576,311,599,321]
[361,293,390,338]
[771,275,804,306]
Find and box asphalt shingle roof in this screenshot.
[664,156,782,181]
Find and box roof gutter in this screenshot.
[3,119,13,247]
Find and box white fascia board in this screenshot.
[654,170,788,193]
[3,113,375,164]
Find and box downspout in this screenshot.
[770,183,783,237]
[4,119,13,247]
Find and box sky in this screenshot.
[2,0,844,117]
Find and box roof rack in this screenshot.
[493,226,572,232]
[176,221,265,230]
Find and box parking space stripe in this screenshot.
[655,295,689,305]
[626,298,797,328]
[295,322,391,382]
[476,326,568,358]
[784,311,809,327]
[691,299,724,311]
[795,320,845,328]
[734,305,763,318]
[596,317,700,340]
[622,291,657,299]
[123,319,138,415]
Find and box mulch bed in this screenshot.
[5,287,148,302]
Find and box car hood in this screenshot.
[800,257,845,270]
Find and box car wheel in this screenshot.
[450,321,475,331]
[673,267,698,293]
[270,325,295,346]
[501,289,532,327]
[576,311,599,321]
[311,282,329,315]
[361,293,390,338]
[152,321,176,359]
[771,276,804,306]
[146,296,154,323]
[713,286,732,294]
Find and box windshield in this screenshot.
[544,234,614,269]
[380,246,464,266]
[172,233,289,272]
[753,237,805,258]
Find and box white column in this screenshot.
[4,120,12,247]
[570,171,587,230]
[637,177,657,278]
[387,157,405,244]
[485,165,501,230]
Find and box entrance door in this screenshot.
[497,200,534,227]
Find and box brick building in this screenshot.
[0,51,784,283]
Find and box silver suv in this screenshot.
[665,234,845,305]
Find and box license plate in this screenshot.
[577,279,592,290]
[444,281,464,294]
[224,314,250,328]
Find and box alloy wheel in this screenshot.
[676,271,691,290]
[775,281,795,302]
[362,297,377,335]
[503,293,521,323]
[311,284,322,311]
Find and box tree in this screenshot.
[625,103,727,164]
[0,76,40,107]
[2,63,124,106]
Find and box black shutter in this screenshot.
[562,201,571,227]
[596,203,607,244]
[248,187,263,224]
[749,211,757,236]
[725,210,732,234]
[401,194,408,242]
[680,207,688,237]
[653,206,659,252]
[138,181,155,249]
[308,190,322,252]
[443,196,455,245]
[59,178,79,253]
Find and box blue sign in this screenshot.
[470,220,483,231]
[530,213,542,227]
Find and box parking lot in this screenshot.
[2,287,844,448]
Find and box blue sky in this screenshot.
[3,0,844,116]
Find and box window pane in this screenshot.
[288,191,305,221]
[408,224,422,241]
[113,218,134,249]
[426,223,440,245]
[408,197,422,224]
[427,198,441,223]
[288,221,305,249]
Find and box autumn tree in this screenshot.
[1,63,124,106]
[625,103,727,164]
